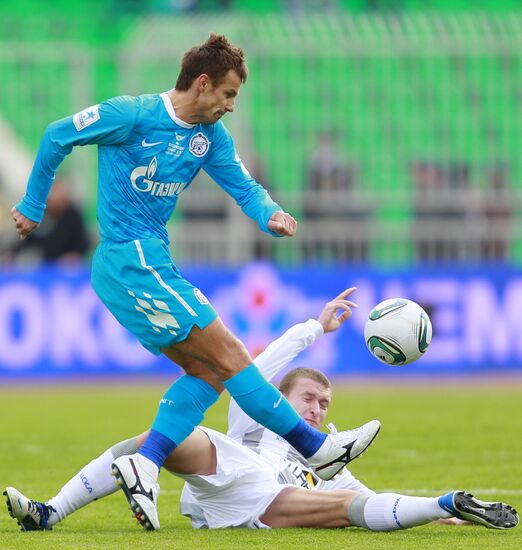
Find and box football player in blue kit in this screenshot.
[11,34,380,530]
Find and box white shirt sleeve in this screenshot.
[227,319,324,440]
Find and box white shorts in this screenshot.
[178,427,294,529]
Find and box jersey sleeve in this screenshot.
[16,96,139,223]
[227,319,324,440]
[253,319,324,382]
[202,121,282,236]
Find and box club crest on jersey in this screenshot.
[194,288,209,305]
[189,132,210,157]
[73,104,100,131]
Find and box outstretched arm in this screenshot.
[13,96,137,237]
[255,286,357,382]
[227,287,358,439]
[203,121,297,237]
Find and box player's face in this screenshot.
[196,70,241,124]
[284,377,332,429]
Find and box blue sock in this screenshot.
[223,364,327,458]
[138,429,178,469]
[283,417,327,458]
[138,375,219,469]
[437,492,457,515]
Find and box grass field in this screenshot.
[0,380,521,549]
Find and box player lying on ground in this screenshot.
[11,32,381,530]
[5,290,518,532]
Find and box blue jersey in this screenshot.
[17,92,282,244]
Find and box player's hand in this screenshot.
[268,211,297,237]
[318,287,358,334]
[11,206,39,240]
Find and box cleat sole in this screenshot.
[454,492,519,530]
[4,490,23,531]
[111,464,156,531]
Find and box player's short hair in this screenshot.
[279,367,332,397]
[175,33,248,91]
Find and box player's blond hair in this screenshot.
[279,368,332,397]
[175,33,248,91]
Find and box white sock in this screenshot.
[46,437,139,527]
[361,493,452,531]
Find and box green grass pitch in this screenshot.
[0,381,521,549]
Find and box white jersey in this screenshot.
[179,319,374,528]
[227,319,374,494]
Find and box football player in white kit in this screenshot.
[5,288,518,532]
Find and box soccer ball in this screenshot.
[364,298,432,366]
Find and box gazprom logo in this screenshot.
[147,156,158,179]
[130,157,188,197]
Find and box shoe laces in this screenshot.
[27,500,56,529]
[326,422,338,435]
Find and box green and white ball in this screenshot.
[364,298,432,366]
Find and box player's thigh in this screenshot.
[163,427,217,476]
[170,317,253,379]
[91,238,218,356]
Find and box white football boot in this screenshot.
[308,419,381,480]
[111,454,160,530]
[4,486,56,531]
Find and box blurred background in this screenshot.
[1,0,521,380]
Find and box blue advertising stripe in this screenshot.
[0,262,521,377]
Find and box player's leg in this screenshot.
[4,434,143,531]
[4,427,217,532]
[260,487,355,528]
[167,318,381,479]
[128,315,380,531]
[110,350,224,530]
[96,240,378,479]
[166,319,325,454]
[92,240,224,529]
[260,488,519,531]
[137,348,223,467]
[94,240,379,526]
[134,316,378,480]
[162,428,217,476]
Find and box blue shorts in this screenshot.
[91,238,218,355]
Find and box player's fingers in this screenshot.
[339,300,358,308]
[335,302,353,311]
[337,310,353,323]
[287,218,297,236]
[330,299,358,310]
[282,216,294,234]
[333,287,357,301]
[334,302,354,319]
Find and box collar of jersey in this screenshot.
[161,90,195,129]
